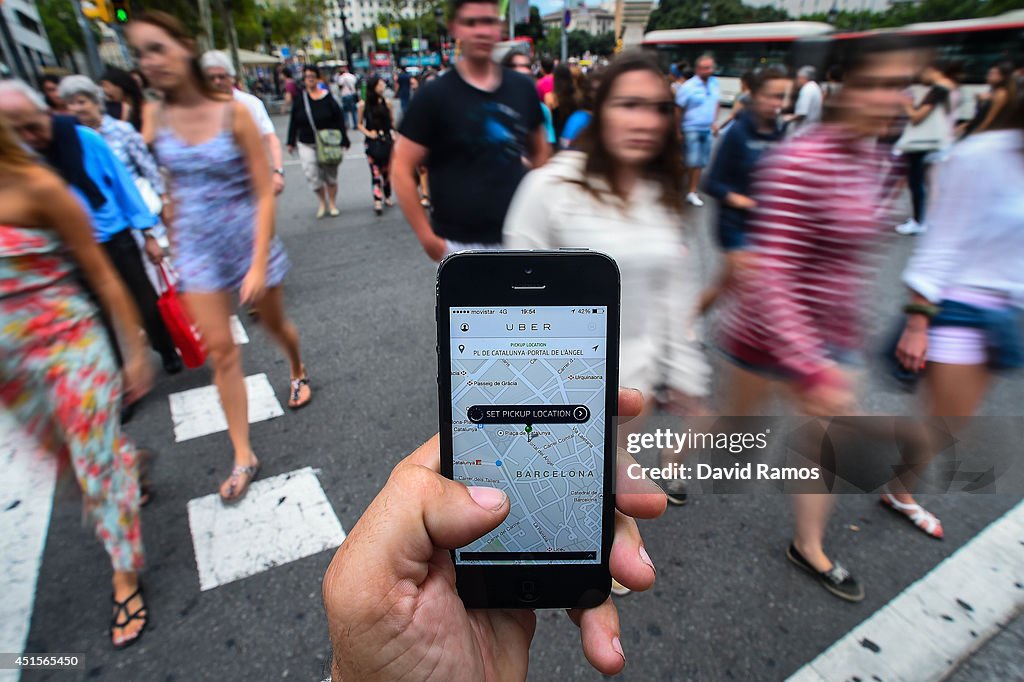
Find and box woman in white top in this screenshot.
[891,95,1024,537]
[504,52,710,452]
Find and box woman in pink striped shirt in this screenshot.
[715,39,918,603]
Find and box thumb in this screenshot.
[386,463,510,558]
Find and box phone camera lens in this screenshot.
[524,267,534,275]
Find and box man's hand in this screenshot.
[422,233,448,262]
[272,172,285,195]
[323,388,665,681]
[142,234,164,265]
[287,144,296,155]
[724,192,756,211]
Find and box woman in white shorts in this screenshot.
[286,65,350,218]
[893,97,1024,538]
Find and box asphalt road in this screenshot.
[17,114,1024,682]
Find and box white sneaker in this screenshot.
[611,578,632,597]
[686,192,705,207]
[895,218,927,235]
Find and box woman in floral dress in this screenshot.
[0,116,154,647]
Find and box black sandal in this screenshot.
[786,544,864,602]
[111,584,148,649]
[288,374,312,409]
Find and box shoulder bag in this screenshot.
[303,91,345,166]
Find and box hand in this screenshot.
[711,123,720,136]
[323,388,664,681]
[423,233,448,262]
[160,200,174,227]
[142,234,164,265]
[367,130,378,139]
[272,172,285,195]
[287,145,296,155]
[799,367,854,417]
[896,317,929,372]
[239,266,267,305]
[122,351,154,405]
[725,192,756,211]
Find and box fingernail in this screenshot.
[611,636,624,662]
[639,544,656,575]
[468,486,507,511]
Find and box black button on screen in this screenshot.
[519,581,537,603]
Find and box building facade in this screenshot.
[0,0,56,83]
[542,4,616,35]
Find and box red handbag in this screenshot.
[156,262,206,369]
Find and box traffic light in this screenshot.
[81,0,113,24]
[111,0,129,23]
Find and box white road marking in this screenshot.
[169,373,284,442]
[187,467,345,591]
[229,315,249,345]
[787,500,1024,682]
[0,412,57,682]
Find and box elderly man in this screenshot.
[0,79,181,374]
[202,50,286,195]
[786,65,824,137]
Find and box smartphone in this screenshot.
[437,250,620,609]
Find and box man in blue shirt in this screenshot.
[675,55,721,207]
[0,80,182,374]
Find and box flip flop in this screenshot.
[219,460,260,503]
[288,374,312,409]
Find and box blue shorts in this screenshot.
[684,129,713,169]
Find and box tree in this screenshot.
[514,5,544,45]
[38,0,85,63]
[647,0,788,31]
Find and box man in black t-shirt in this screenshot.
[392,0,549,261]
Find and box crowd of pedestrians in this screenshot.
[1,0,1022,674]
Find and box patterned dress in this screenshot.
[154,104,289,294]
[0,225,143,572]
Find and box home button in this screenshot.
[519,580,538,604]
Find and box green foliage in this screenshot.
[647,0,788,32]
[38,0,85,59]
[538,29,617,57]
[513,5,545,45]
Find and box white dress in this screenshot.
[503,151,709,398]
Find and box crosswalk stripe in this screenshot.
[787,500,1024,682]
[169,373,284,442]
[187,466,346,591]
[229,314,249,345]
[0,412,57,682]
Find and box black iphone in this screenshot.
[436,250,621,609]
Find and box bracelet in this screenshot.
[903,302,940,318]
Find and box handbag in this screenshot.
[134,176,163,215]
[366,131,393,165]
[895,91,953,153]
[155,261,206,369]
[303,91,345,166]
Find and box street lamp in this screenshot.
[827,0,839,25]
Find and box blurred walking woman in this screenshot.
[287,65,350,218]
[130,11,313,502]
[892,92,1024,534]
[0,116,153,647]
[504,52,709,421]
[357,75,395,215]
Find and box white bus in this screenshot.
[642,21,833,104]
[643,12,1024,117]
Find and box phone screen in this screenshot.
[449,305,608,566]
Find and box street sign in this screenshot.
[375,25,389,44]
[370,51,391,67]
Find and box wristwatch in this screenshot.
[274,168,285,176]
